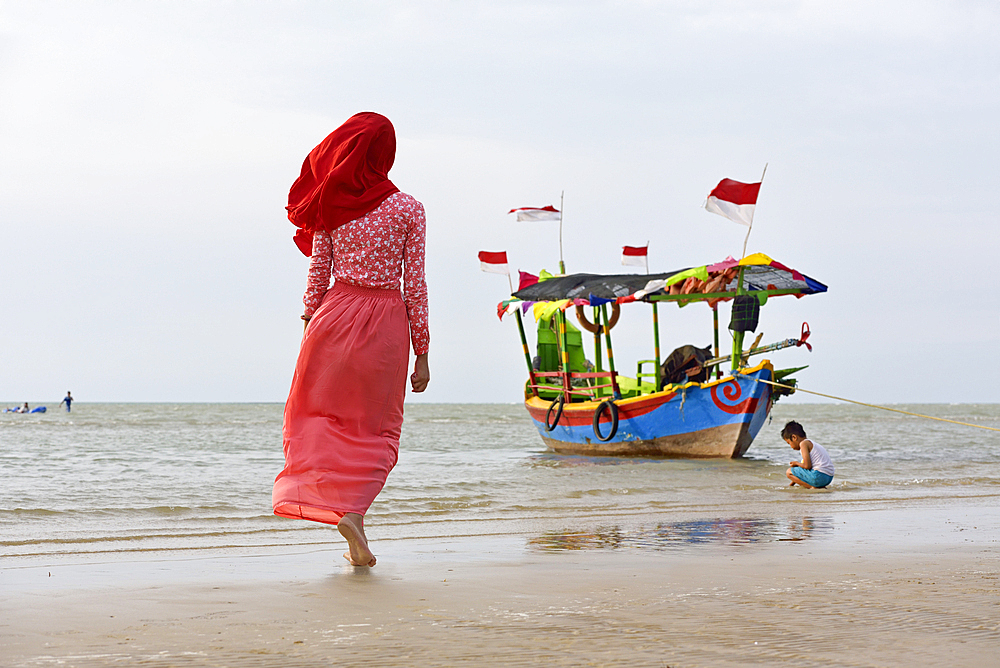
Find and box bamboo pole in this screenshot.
[558,308,571,401]
[592,305,604,397]
[514,309,538,398]
[601,304,621,399]
[713,305,721,380]
[506,271,538,397]
[705,335,804,369]
[731,266,746,371]
[592,305,603,374]
[652,301,661,389]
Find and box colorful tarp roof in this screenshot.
[510,253,827,305]
[512,271,680,302]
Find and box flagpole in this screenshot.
[558,190,565,274]
[740,163,767,259]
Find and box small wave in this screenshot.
[0,503,248,517]
[0,524,303,549]
[6,538,335,560]
[833,477,1000,490]
[0,508,64,518]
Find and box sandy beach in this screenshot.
[4,504,998,667]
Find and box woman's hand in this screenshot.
[410,353,430,393]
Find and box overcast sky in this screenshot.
[1,1,997,404]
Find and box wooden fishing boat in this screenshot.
[502,253,827,458]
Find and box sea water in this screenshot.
[2,403,998,564]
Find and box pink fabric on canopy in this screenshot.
[273,282,409,524]
[706,256,739,273]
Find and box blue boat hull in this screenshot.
[524,362,774,458]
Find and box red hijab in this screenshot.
[286,112,400,256]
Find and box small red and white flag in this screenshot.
[622,244,648,270]
[705,178,761,227]
[478,250,509,275]
[508,205,561,222]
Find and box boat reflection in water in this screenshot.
[528,516,832,552]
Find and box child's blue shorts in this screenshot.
[790,467,833,488]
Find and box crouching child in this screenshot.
[781,421,835,489]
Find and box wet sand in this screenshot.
[3,506,999,667]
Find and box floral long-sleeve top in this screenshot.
[303,192,429,355]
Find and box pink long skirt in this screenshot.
[273,282,409,525]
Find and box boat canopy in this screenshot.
[511,253,827,306]
[513,271,680,302]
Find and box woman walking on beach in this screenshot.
[273,112,430,567]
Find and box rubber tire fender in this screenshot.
[575,303,620,334]
[545,395,565,432]
[593,400,619,442]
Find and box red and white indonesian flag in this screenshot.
[508,205,561,222]
[622,244,648,269]
[705,179,761,227]
[478,250,509,275]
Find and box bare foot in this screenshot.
[337,513,376,567]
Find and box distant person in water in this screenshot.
[782,421,835,489]
[18,402,29,413]
[272,112,430,568]
[61,391,73,412]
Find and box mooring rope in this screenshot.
[756,378,1000,433]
